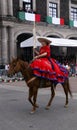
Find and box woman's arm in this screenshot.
[34,52,47,59]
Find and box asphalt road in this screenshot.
[0,77,77,130]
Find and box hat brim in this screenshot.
[38,38,51,44]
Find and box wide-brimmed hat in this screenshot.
[38,38,51,45]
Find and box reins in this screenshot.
[12,59,36,85]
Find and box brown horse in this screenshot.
[8,58,72,113]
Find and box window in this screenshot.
[23,0,33,12]
[23,0,31,2]
[49,2,57,17]
[71,7,77,21]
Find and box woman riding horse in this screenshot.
[30,37,68,84]
[8,38,72,113]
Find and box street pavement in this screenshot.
[1,76,77,98]
[0,77,77,130]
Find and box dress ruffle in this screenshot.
[30,57,68,83]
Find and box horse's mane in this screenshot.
[18,58,33,77]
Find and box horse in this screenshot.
[8,57,72,113]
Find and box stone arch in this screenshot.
[66,34,77,39]
[14,30,33,40]
[14,30,34,61]
[65,34,77,64]
[43,31,64,38]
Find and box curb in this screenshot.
[0,77,24,83]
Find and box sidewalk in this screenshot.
[0,75,24,82]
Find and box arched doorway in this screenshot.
[67,37,77,64]
[16,33,33,62]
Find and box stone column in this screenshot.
[0,33,2,64]
[1,27,8,64]
[19,0,23,9]
[8,27,15,62]
[7,0,13,16]
[0,0,7,15]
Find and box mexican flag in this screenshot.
[18,11,25,20]
[46,16,64,25]
[69,20,77,27]
[25,12,41,22]
[18,12,41,22]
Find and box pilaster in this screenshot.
[1,27,8,64]
[0,0,7,15]
[8,27,15,61]
[0,29,2,64]
[7,0,13,16]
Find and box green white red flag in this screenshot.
[18,12,41,22]
[25,13,41,22]
[46,16,64,25]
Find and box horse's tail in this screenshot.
[67,78,72,97]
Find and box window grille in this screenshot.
[49,2,57,17]
[23,0,33,12]
[71,7,77,21]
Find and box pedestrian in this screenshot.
[5,64,9,76]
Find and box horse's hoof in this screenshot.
[45,106,50,110]
[64,104,68,108]
[30,108,36,114]
[30,110,35,114]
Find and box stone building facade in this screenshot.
[0,0,77,65]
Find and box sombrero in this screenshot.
[38,38,51,44]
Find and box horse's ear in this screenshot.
[12,57,15,61]
[11,57,17,61]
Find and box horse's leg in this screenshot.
[46,83,55,110]
[62,82,68,107]
[28,87,34,106]
[28,87,39,106]
[30,87,38,113]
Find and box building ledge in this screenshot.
[0,15,77,30]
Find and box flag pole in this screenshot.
[33,20,36,58]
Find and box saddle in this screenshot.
[27,76,51,88]
[40,78,52,88]
[39,78,46,88]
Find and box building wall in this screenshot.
[36,0,47,21]
[0,0,77,65]
[60,0,69,25]
[13,0,19,17]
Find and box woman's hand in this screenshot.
[33,52,47,61]
[34,56,38,60]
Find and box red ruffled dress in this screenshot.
[30,45,68,83]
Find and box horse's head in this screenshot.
[8,57,28,75]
